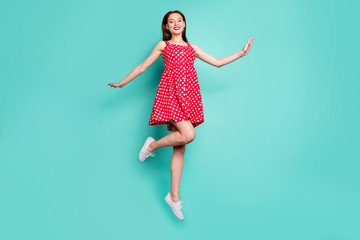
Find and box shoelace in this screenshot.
[174,200,183,210]
[146,152,155,157]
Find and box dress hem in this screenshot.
[149,118,204,131]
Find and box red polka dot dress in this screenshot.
[149,40,205,131]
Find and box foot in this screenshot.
[165,192,184,221]
[139,136,156,162]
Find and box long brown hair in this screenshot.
[161,10,188,42]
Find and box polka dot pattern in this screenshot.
[148,41,205,131]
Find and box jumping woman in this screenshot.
[108,10,254,221]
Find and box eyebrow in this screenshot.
[168,18,182,20]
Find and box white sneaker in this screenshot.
[165,192,184,221]
[139,136,155,162]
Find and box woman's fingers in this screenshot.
[241,37,253,56]
[108,82,122,88]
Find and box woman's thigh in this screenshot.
[170,119,196,140]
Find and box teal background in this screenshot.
[1,0,359,239]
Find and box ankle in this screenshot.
[170,192,179,202]
[147,142,155,153]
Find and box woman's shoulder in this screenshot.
[157,40,167,54]
[158,40,168,48]
[189,43,199,53]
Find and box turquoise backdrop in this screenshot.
[1,0,359,239]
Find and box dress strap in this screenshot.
[165,40,169,45]
[186,42,190,46]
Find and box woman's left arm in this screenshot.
[192,37,254,68]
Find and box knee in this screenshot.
[183,131,196,144]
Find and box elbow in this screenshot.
[216,60,222,68]
[138,65,146,73]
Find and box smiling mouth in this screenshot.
[173,27,180,30]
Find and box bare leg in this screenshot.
[147,120,196,153]
[169,125,185,202]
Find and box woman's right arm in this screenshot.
[108,41,164,88]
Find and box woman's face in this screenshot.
[166,13,185,34]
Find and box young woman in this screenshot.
[108,10,253,220]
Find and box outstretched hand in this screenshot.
[108,82,124,88]
[242,37,254,56]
